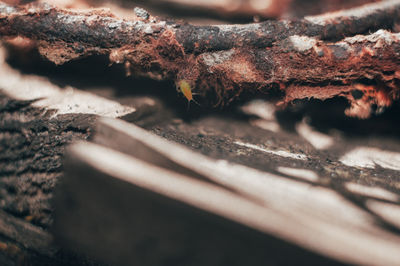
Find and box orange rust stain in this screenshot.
[353,83,392,107]
[375,90,392,106]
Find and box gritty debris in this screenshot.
[133,7,149,20]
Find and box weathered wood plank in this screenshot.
[53,118,400,266]
[54,141,342,266]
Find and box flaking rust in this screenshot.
[0,1,400,118]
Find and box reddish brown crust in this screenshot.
[0,2,399,117]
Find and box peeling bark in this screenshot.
[0,1,400,117]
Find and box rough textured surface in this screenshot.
[146,109,400,196]
[0,92,95,229]
[1,1,400,117]
[0,92,112,265]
